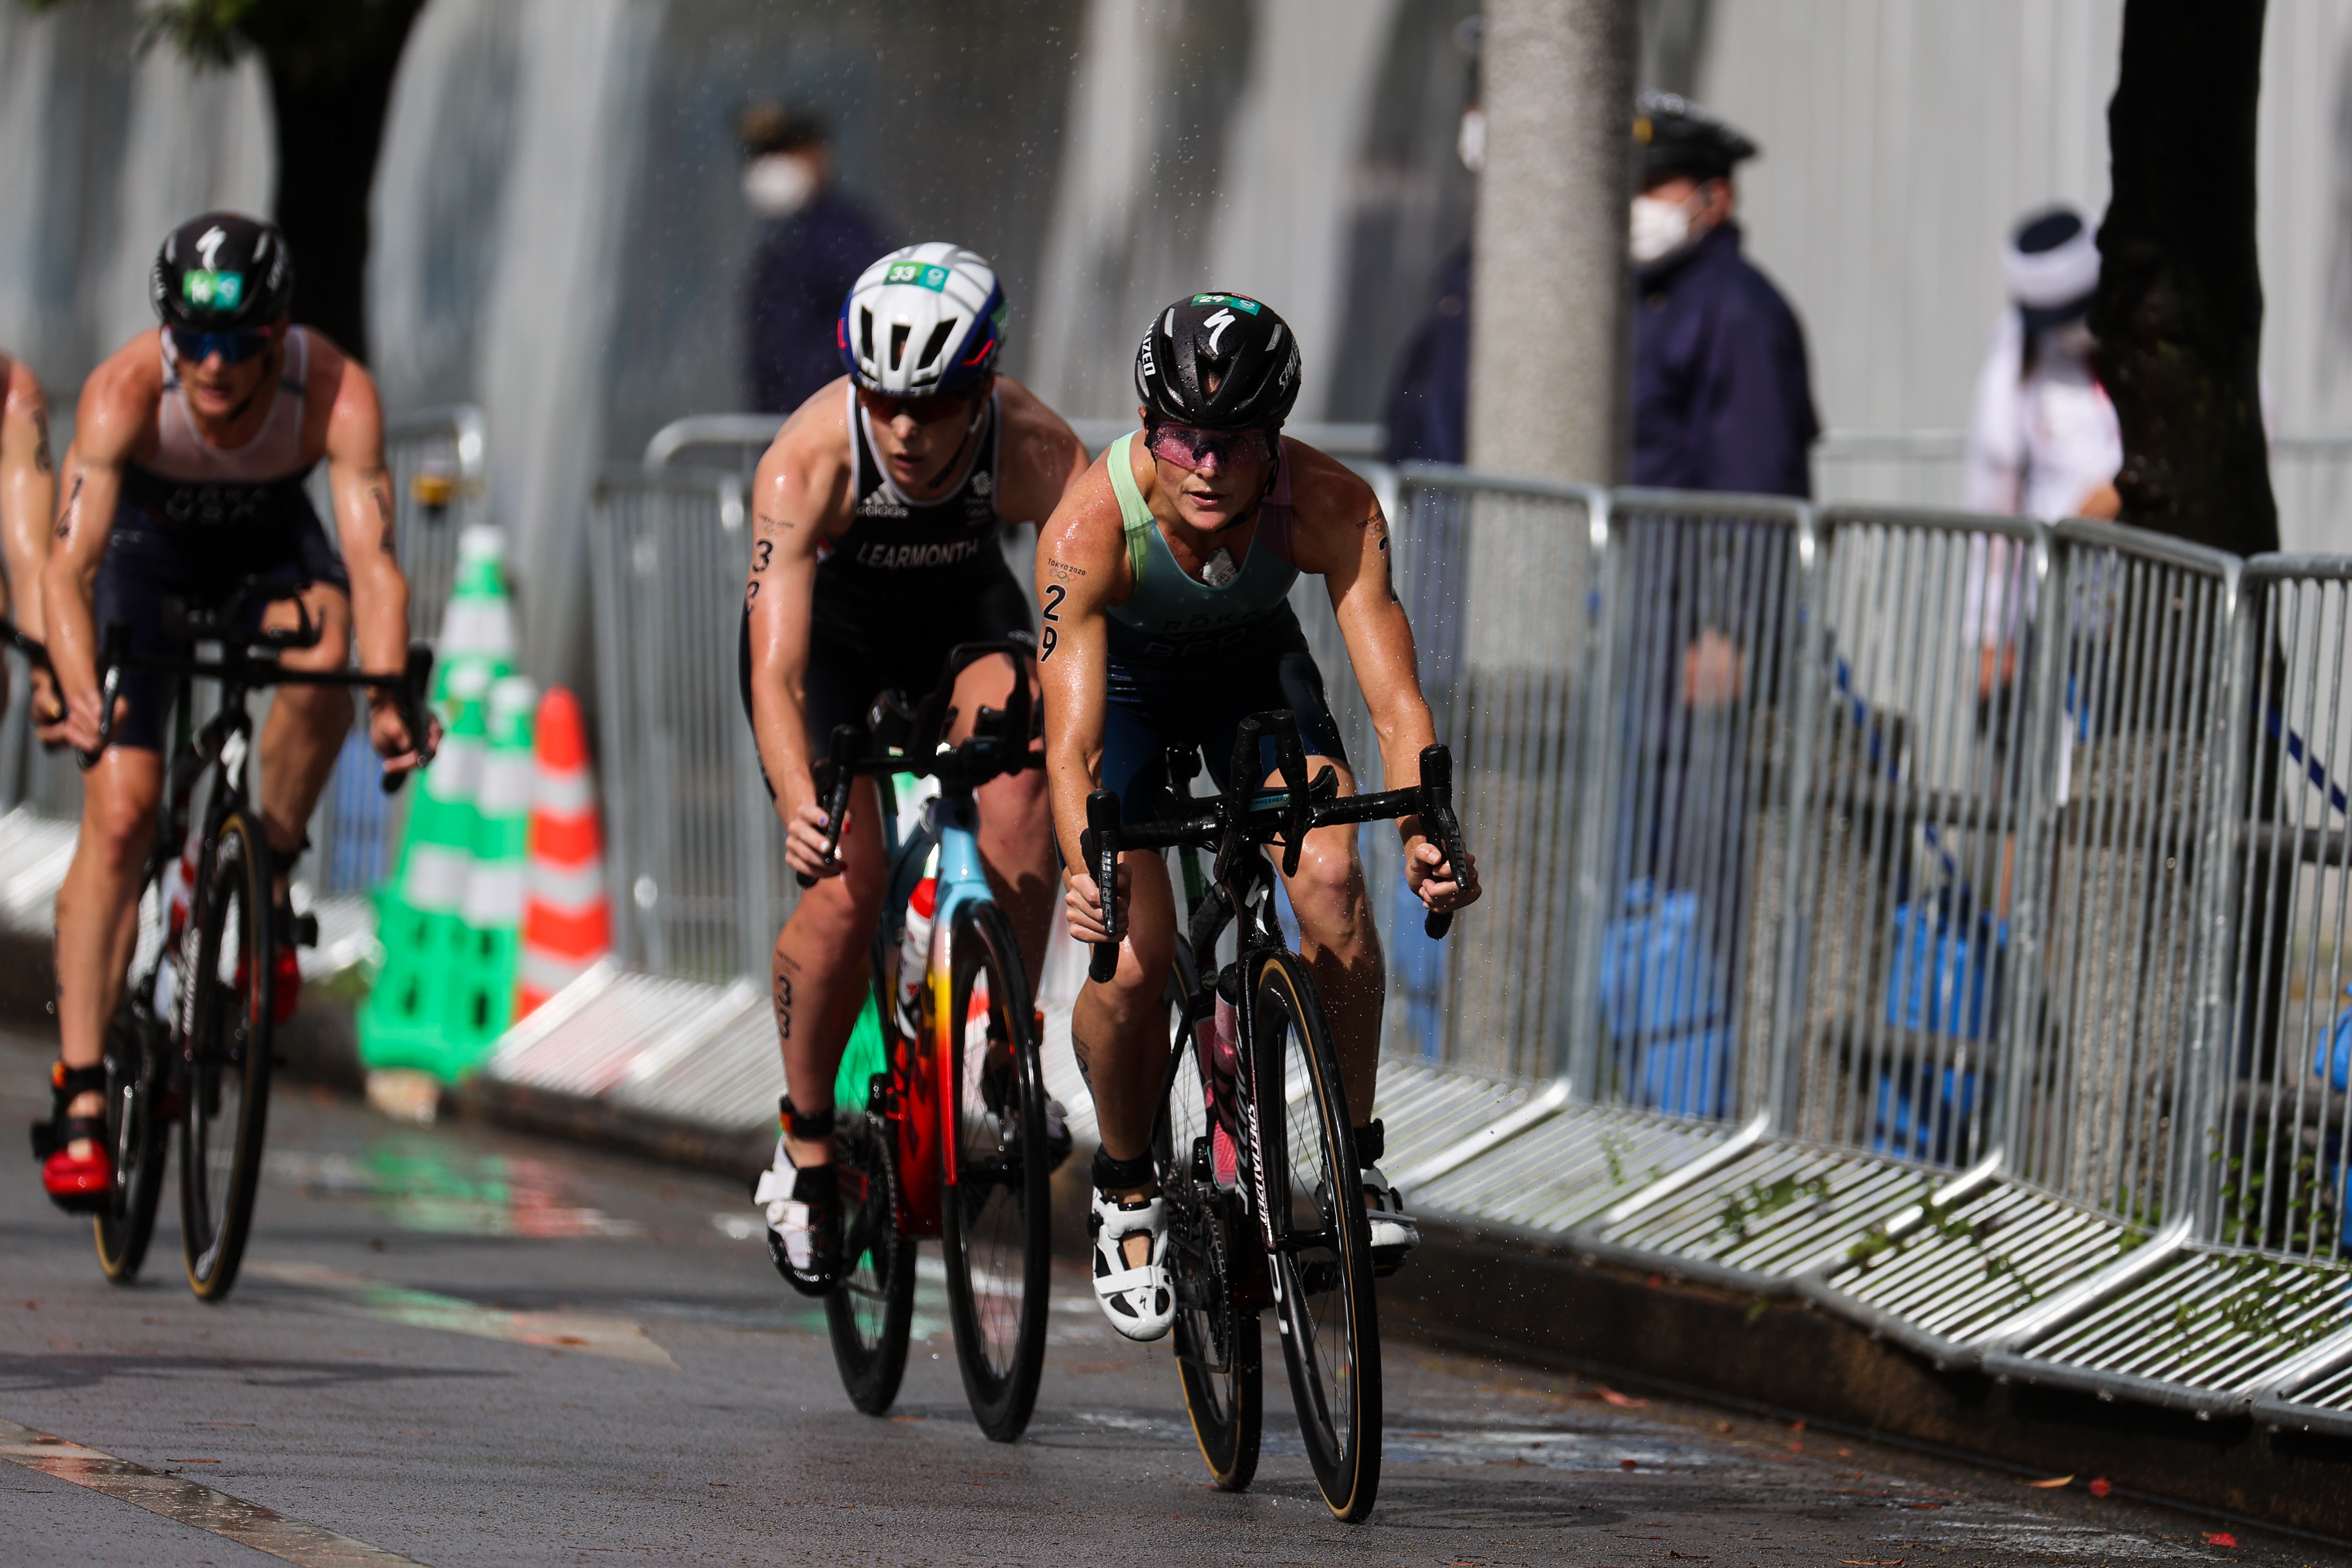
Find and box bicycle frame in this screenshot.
[815,640,1039,1241]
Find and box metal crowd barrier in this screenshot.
[586,466,788,983]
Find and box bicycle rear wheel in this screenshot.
[1159,940,1262,1491]
[825,1102,916,1414]
[93,992,167,1283]
[1254,948,1380,1521]
[180,812,275,1302]
[940,901,1051,1441]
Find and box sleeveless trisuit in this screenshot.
[1091,431,1348,826]
[96,327,349,750]
[735,387,1034,753]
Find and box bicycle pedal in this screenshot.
[291,913,319,948]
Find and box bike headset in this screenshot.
[839,242,1005,492]
[1133,291,1301,532]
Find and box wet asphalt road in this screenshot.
[0,1026,2337,1567]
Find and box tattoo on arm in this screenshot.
[753,539,774,573]
[31,407,51,475]
[55,474,80,541]
[772,968,794,1041]
[1373,526,1398,603]
[1046,557,1087,581]
[369,481,396,554]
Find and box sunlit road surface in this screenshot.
[0,1029,2324,1567]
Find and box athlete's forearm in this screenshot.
[41,460,116,704]
[0,392,53,634]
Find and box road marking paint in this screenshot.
[245,1260,678,1369]
[0,1415,426,1567]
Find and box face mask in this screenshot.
[1457,107,1486,174]
[742,153,818,218]
[1629,193,1698,265]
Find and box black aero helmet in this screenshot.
[152,212,294,331]
[1134,292,1301,430]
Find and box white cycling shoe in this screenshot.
[1362,1166,1420,1278]
[751,1135,839,1298]
[1089,1189,1175,1341]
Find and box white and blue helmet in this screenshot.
[837,242,1006,397]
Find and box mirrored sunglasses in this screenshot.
[169,325,278,365]
[1145,423,1276,472]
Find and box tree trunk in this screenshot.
[257,3,424,366]
[2091,0,2275,556]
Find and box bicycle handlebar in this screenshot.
[797,722,864,889]
[1093,714,1475,953]
[77,612,440,793]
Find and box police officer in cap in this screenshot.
[1630,90,1819,499]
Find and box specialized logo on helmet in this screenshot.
[181,270,245,310]
[884,261,954,292]
[1191,293,1262,316]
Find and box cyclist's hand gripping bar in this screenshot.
[1417,742,1470,940]
[76,619,131,772]
[378,643,438,796]
[796,723,861,889]
[1081,788,1121,983]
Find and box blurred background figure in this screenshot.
[1964,206,2121,522]
[740,106,888,416]
[1629,89,1817,499]
[1381,81,1482,469]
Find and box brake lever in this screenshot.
[1272,710,1310,878]
[1082,788,1122,983]
[76,620,131,773]
[380,643,437,796]
[1417,743,1470,940]
[796,724,861,889]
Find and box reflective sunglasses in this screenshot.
[169,325,279,365]
[1144,422,1276,472]
[859,387,979,426]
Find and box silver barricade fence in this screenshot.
[1345,466,1608,1080]
[588,467,787,983]
[2015,519,2240,1232]
[2211,556,2352,1263]
[1572,490,1813,1124]
[305,404,488,898]
[1781,508,2048,1164]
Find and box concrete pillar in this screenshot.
[1468,0,1638,484]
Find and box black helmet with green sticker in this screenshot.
[151,212,295,331]
[1134,291,1300,431]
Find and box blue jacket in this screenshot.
[745,190,891,414]
[1631,223,1819,499]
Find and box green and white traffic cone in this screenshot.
[433,525,518,705]
[446,674,536,1065]
[360,662,491,1081]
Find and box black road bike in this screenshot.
[1081,710,1470,1522]
[64,587,432,1298]
[797,642,1066,1439]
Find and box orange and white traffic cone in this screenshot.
[517,686,611,1018]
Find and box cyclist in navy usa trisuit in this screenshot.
[739,244,1088,1295]
[35,213,427,1209]
[1036,294,1479,1339]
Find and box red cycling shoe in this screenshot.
[31,1062,113,1213]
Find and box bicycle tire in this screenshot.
[1158,940,1262,1492]
[825,1102,916,1413]
[1253,947,1380,1521]
[93,993,167,1283]
[939,900,1051,1442]
[179,811,275,1302]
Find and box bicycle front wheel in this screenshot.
[825,1104,916,1414]
[179,812,276,1302]
[1159,940,1262,1491]
[940,901,1051,1442]
[1254,948,1380,1521]
[93,993,167,1283]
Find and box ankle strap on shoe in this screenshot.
[1354,1118,1385,1167]
[1093,1145,1155,1192]
[778,1096,834,1142]
[50,1062,107,1099]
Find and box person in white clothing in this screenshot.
[1966,207,2122,525]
